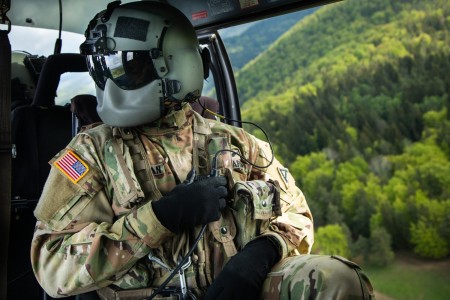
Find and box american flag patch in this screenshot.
[54,150,89,183]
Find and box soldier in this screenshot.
[31,1,375,299]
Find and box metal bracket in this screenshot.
[0,0,11,33]
[0,144,14,157]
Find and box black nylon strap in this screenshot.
[0,20,12,300]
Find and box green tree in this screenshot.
[238,0,450,257]
[410,218,449,259]
[312,224,351,257]
[351,235,370,262]
[289,152,336,226]
[368,227,395,266]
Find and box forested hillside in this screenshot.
[203,9,316,96]
[221,9,316,70]
[238,0,450,262]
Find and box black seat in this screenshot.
[70,94,101,134]
[8,53,89,300]
[11,53,88,199]
[191,95,220,120]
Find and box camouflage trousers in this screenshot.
[92,255,375,300]
[261,255,375,300]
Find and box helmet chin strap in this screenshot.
[162,78,181,98]
[162,78,200,110]
[183,91,201,103]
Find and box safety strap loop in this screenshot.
[0,1,11,297]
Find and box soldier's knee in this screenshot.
[263,255,375,300]
[321,255,375,299]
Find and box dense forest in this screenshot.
[203,10,316,95]
[236,0,450,264]
[222,9,317,70]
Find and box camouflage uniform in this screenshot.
[31,104,374,299]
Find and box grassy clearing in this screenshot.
[361,252,450,300]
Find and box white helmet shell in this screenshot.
[81,1,204,126]
[95,79,164,127]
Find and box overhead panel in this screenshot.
[9,0,338,34]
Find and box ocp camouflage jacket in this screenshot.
[31,104,314,298]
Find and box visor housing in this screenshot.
[87,51,159,90]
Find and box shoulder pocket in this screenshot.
[35,149,104,231]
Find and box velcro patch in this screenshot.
[114,17,149,41]
[54,150,89,184]
[277,167,289,187]
[151,164,165,176]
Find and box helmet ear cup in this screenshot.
[200,47,211,79]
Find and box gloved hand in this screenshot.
[204,237,281,300]
[152,173,228,233]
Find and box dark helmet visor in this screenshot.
[87,51,159,90]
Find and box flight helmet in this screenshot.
[80,1,206,127]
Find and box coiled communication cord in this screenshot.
[197,100,275,171]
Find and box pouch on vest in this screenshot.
[231,180,279,249]
[208,208,237,278]
[208,209,237,255]
[206,133,231,175]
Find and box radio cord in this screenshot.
[148,102,275,299]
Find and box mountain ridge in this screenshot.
[236,0,450,260]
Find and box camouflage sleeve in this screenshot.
[31,132,173,297]
[248,136,314,259]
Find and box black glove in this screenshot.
[152,174,228,233]
[204,237,281,300]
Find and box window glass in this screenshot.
[10,26,96,105]
[202,70,216,99]
[218,5,450,298]
[11,26,215,105]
